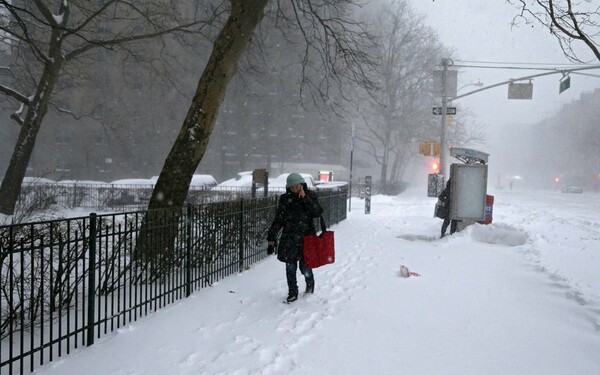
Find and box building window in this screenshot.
[55,157,71,172]
[95,130,110,146]
[97,157,112,173]
[54,129,72,144]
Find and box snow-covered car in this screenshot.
[190,174,217,188]
[22,177,56,184]
[150,174,217,188]
[107,179,155,206]
[56,180,108,185]
[561,185,583,194]
[314,181,348,191]
[209,171,256,200]
[269,173,317,190]
[110,178,155,186]
[214,171,254,189]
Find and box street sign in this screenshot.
[559,76,571,94]
[432,69,458,98]
[508,82,533,100]
[432,107,457,115]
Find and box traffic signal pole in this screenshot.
[439,58,450,179]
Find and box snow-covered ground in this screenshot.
[32,188,600,374]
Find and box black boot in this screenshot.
[305,280,314,294]
[286,291,298,303]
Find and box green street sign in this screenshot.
[559,76,571,94]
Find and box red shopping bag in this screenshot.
[303,230,335,269]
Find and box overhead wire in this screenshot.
[452,59,600,72]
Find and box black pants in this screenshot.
[441,218,457,238]
[286,258,313,294]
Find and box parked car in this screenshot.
[270,173,317,190]
[315,181,348,191]
[190,174,217,187]
[214,171,254,188]
[108,179,154,206]
[561,185,583,193]
[22,177,56,184]
[110,178,155,186]
[150,174,217,188]
[56,180,108,185]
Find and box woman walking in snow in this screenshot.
[267,173,324,303]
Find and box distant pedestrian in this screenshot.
[437,178,457,238]
[267,173,324,303]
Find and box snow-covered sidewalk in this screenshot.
[33,189,600,374]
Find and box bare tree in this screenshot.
[354,0,444,192]
[131,0,376,264]
[149,0,377,211]
[0,0,217,216]
[509,0,600,61]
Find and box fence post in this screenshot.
[185,205,192,297]
[86,213,97,346]
[238,199,244,272]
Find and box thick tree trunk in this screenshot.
[0,56,64,216]
[135,0,269,264]
[149,0,269,210]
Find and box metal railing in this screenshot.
[15,183,278,212]
[15,182,319,213]
[0,188,347,374]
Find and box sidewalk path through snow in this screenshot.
[32,189,600,375]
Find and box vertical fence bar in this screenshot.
[110,217,115,332]
[74,230,80,350]
[48,228,54,363]
[238,200,244,272]
[19,238,24,375]
[65,223,71,356]
[58,233,64,359]
[39,233,45,367]
[186,205,192,297]
[133,213,138,323]
[86,213,97,347]
[101,219,108,336]
[116,216,121,330]
[29,236,35,373]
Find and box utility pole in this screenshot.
[439,58,450,179]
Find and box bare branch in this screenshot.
[0,83,29,104]
[32,0,59,27]
[508,0,600,62]
[65,19,211,61]
[0,1,50,63]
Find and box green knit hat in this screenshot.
[286,173,305,188]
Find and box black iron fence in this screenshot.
[0,188,347,374]
[16,182,290,213]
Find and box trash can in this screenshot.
[481,195,494,224]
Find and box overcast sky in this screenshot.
[406,0,600,182]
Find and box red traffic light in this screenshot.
[431,161,439,172]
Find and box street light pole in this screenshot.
[440,58,449,179]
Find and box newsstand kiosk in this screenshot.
[448,147,493,232]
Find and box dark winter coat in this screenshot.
[436,179,452,219]
[267,183,324,263]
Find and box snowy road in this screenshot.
[32,188,600,375]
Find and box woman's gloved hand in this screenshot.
[267,241,276,255]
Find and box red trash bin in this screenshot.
[481,195,494,224]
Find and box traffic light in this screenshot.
[431,161,440,173]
